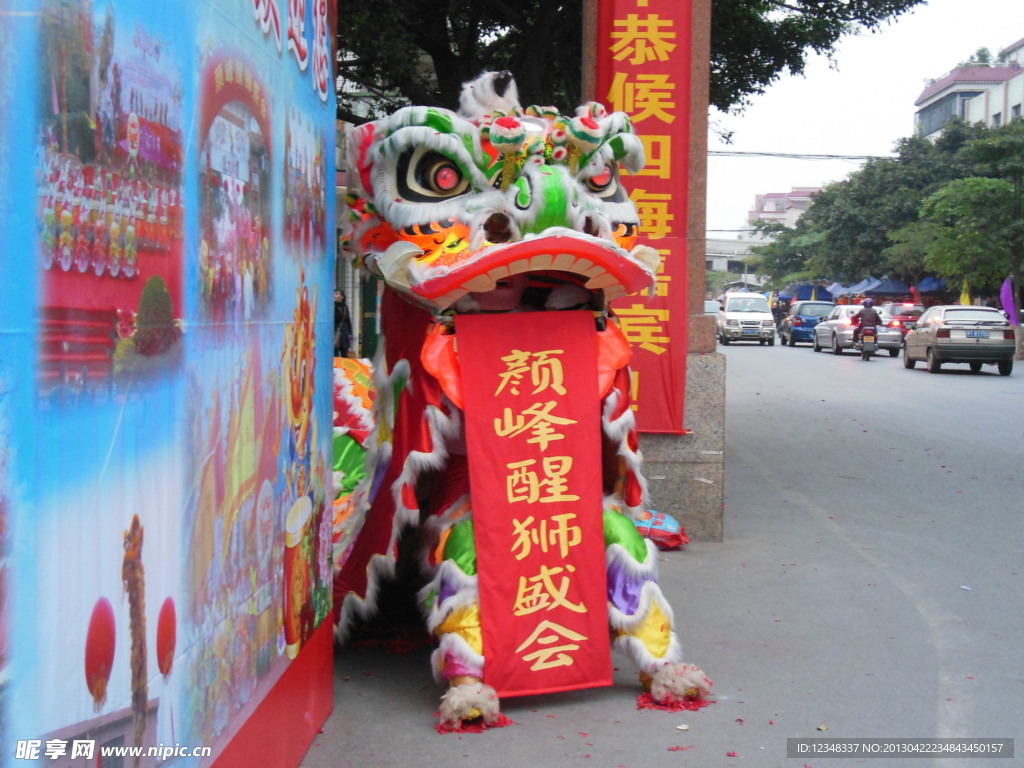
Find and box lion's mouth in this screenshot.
[378,233,659,313]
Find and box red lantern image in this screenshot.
[85,597,116,709]
[156,597,176,678]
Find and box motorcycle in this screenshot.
[855,325,878,360]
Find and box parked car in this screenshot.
[882,302,924,338]
[778,300,835,346]
[704,299,721,315]
[812,304,902,356]
[902,305,1015,375]
[717,293,776,345]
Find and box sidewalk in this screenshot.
[300,347,1023,767]
[300,484,937,766]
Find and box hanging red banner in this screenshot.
[597,0,693,433]
[456,311,612,698]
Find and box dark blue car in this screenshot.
[778,300,835,346]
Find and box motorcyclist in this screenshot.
[852,298,882,343]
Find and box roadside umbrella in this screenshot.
[917,276,947,293]
[864,277,911,296]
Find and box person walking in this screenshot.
[334,288,353,357]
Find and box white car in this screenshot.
[812,304,902,356]
[717,293,775,345]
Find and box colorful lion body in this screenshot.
[333,73,708,726]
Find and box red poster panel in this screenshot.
[597,0,693,433]
[457,312,613,698]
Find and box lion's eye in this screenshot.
[585,164,625,202]
[397,147,470,201]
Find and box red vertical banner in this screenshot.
[457,311,613,698]
[597,0,693,433]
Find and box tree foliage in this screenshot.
[708,0,923,112]
[749,119,996,285]
[338,0,586,120]
[920,177,1016,287]
[336,0,926,120]
[752,118,1024,331]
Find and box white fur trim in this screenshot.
[650,663,712,700]
[607,577,676,633]
[613,632,684,672]
[601,388,650,514]
[333,550,398,644]
[606,539,657,576]
[420,561,479,635]
[431,632,486,684]
[438,680,501,726]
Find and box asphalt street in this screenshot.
[301,340,1024,768]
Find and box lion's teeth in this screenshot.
[464,274,497,292]
[551,253,577,270]
[585,272,618,290]
[528,253,554,271]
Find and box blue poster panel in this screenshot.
[0,1,335,766]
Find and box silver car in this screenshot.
[903,305,1015,375]
[812,305,902,356]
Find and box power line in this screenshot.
[708,150,894,161]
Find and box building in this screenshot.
[915,37,1024,138]
[747,186,821,229]
[705,235,760,286]
[964,37,1024,128]
[703,187,820,287]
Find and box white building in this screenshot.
[915,37,1024,138]
[747,187,820,229]
[964,37,1024,127]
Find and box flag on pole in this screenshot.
[960,280,972,307]
[1001,276,1019,326]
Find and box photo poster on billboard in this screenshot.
[0,2,335,766]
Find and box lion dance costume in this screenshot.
[333,72,709,728]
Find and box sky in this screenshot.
[705,0,1024,236]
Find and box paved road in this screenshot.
[301,341,1024,767]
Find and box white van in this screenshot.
[717,293,776,345]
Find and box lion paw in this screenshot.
[649,663,712,704]
[438,680,502,728]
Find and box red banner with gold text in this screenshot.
[598,0,692,433]
[456,311,613,698]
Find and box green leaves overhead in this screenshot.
[336,0,926,120]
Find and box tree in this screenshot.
[920,120,1024,358]
[750,120,988,285]
[336,0,927,120]
[338,0,586,120]
[747,219,825,287]
[957,47,994,67]
[708,0,923,113]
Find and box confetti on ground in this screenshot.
[727,751,740,757]
[435,713,515,734]
[668,746,695,751]
[637,693,714,712]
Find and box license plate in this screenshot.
[966,329,990,338]
[742,328,758,335]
